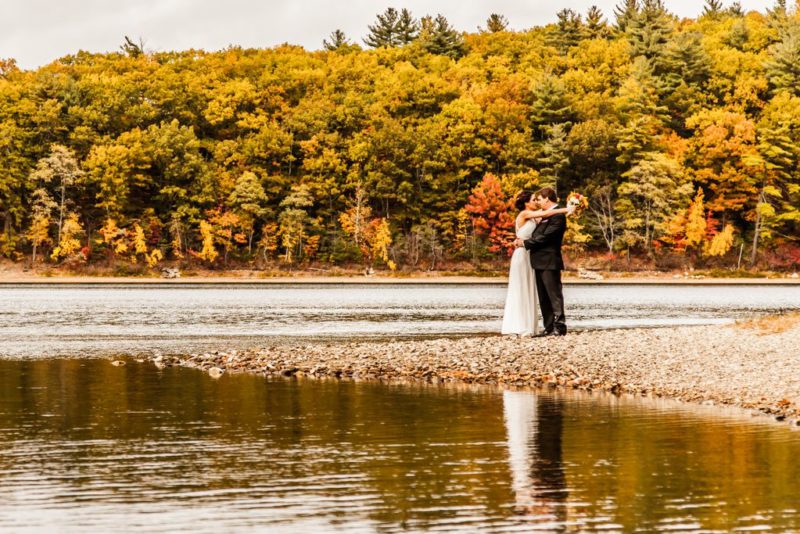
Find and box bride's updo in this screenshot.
[515,191,533,211]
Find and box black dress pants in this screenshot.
[535,269,566,334]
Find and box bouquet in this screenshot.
[566,192,589,215]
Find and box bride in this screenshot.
[501,191,572,336]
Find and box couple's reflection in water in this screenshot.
[503,390,568,526]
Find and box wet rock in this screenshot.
[208,367,224,379]
[110,360,126,366]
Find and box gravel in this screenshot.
[146,321,800,423]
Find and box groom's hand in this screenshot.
[513,238,524,248]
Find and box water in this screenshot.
[1,283,799,357]
[0,359,798,532]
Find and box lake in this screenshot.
[1,283,799,358]
[0,358,798,532]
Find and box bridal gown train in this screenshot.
[501,219,539,335]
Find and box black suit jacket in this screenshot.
[523,212,566,271]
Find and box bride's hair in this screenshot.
[515,191,533,211]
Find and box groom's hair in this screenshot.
[514,191,533,211]
[535,187,558,203]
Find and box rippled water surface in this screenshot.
[1,359,798,532]
[1,283,799,357]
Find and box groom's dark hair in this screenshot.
[535,187,558,203]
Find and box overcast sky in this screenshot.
[1,0,775,70]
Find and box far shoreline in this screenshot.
[1,274,799,285]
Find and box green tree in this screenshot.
[614,0,639,33]
[323,30,352,51]
[585,6,610,39]
[419,15,466,59]
[484,14,509,33]
[364,8,402,48]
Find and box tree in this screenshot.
[26,188,56,263]
[278,184,314,263]
[537,124,570,195]
[364,8,402,48]
[616,152,692,254]
[585,6,609,39]
[120,36,145,58]
[625,0,674,71]
[323,30,352,51]
[765,27,800,95]
[552,9,584,53]
[29,145,84,252]
[229,171,268,253]
[50,213,84,261]
[396,9,420,44]
[484,14,509,33]
[419,14,466,59]
[614,0,639,33]
[464,174,515,256]
[702,0,724,19]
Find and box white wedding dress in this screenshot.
[501,219,539,336]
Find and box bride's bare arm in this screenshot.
[519,207,571,221]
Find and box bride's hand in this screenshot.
[567,204,577,216]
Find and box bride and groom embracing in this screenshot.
[501,187,576,338]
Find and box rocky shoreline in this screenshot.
[148,318,800,424]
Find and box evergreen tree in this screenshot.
[364,8,401,48]
[728,1,745,16]
[625,0,674,72]
[585,6,609,39]
[323,29,351,51]
[766,26,800,94]
[663,31,712,90]
[396,9,420,44]
[484,13,509,33]
[537,124,570,194]
[551,8,583,53]
[419,15,466,59]
[614,0,639,33]
[702,0,724,19]
[530,74,573,139]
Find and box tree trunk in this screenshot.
[750,190,764,267]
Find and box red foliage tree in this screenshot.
[464,173,516,256]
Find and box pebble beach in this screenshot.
[148,315,800,424]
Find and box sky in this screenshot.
[0,0,776,70]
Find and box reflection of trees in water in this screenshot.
[503,390,568,525]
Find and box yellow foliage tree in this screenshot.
[370,218,396,271]
[50,213,83,261]
[196,220,218,263]
[685,188,706,249]
[705,224,735,257]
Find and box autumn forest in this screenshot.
[1,0,800,274]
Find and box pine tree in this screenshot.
[537,124,570,195]
[364,8,401,48]
[613,0,639,33]
[396,9,420,44]
[323,29,351,51]
[585,6,609,39]
[419,14,466,59]
[530,74,573,138]
[728,1,745,16]
[702,0,724,19]
[765,27,800,94]
[625,0,674,71]
[484,13,509,33]
[551,9,583,53]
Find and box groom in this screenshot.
[515,187,567,337]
